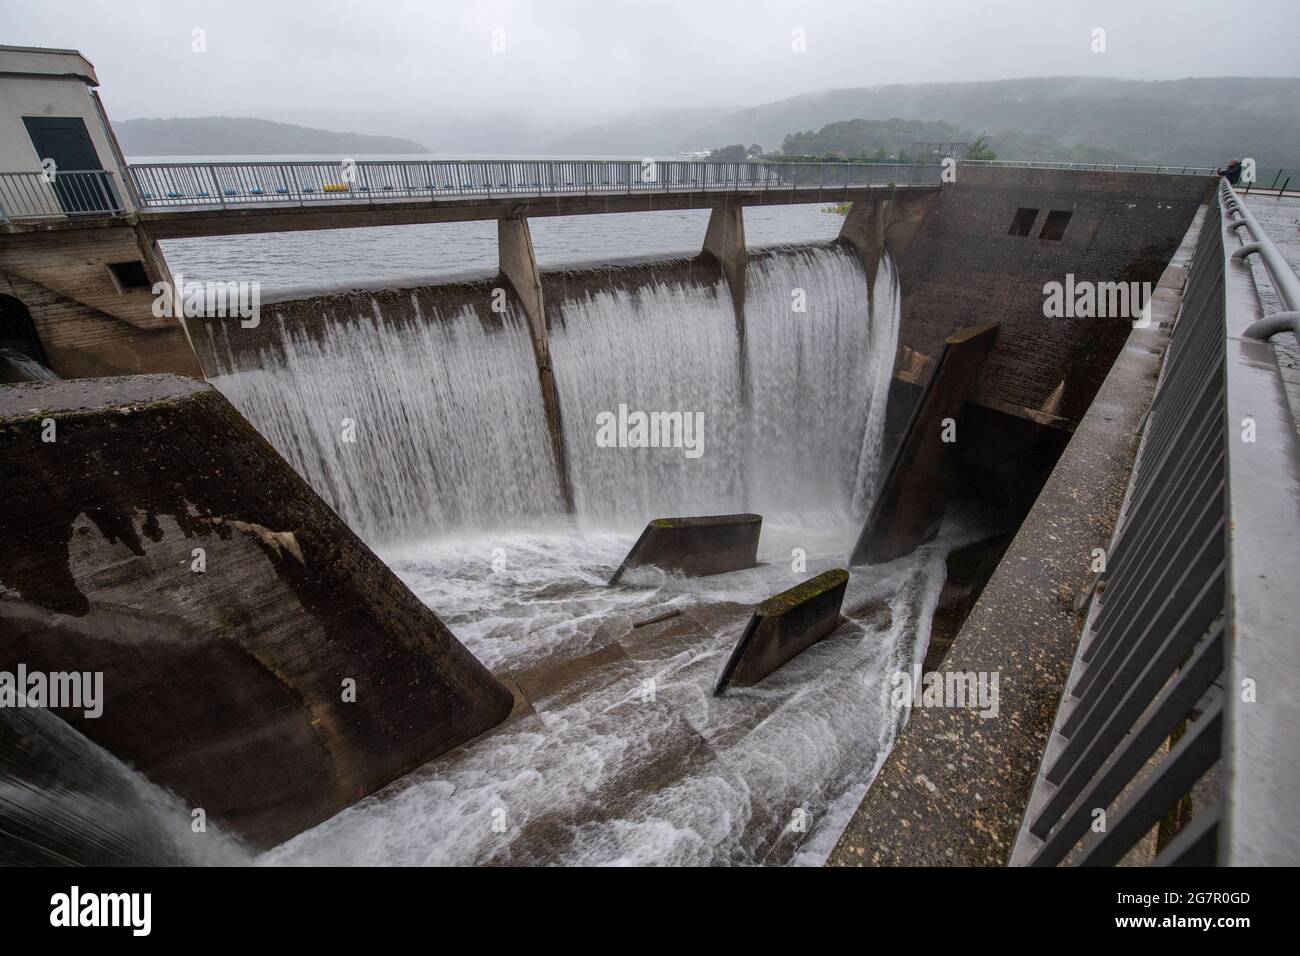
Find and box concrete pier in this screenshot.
[0,375,514,849]
[852,323,1000,565]
[701,201,747,324]
[498,213,574,511]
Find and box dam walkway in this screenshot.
[3,158,944,238]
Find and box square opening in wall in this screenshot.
[106,260,152,292]
[1007,207,1038,237]
[1040,210,1073,241]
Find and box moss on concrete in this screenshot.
[757,568,850,617]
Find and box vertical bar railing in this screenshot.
[1009,182,1300,867]
[115,159,950,211]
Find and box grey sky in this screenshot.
[4,0,1297,120]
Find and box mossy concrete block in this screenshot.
[714,569,850,694]
[0,375,513,849]
[609,513,761,584]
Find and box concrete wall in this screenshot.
[0,374,514,849]
[828,200,1208,867]
[887,166,1213,426]
[0,223,201,378]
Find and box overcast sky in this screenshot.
[4,0,1297,121]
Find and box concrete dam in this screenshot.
[3,46,1298,869]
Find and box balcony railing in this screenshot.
[1010,180,1300,866]
[123,159,943,210]
[0,170,122,221]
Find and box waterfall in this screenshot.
[209,298,562,545]
[549,277,747,527]
[552,244,900,530]
[745,245,899,525]
[210,245,900,544]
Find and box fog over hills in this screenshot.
[118,77,1300,169]
[115,117,430,157]
[545,107,740,155]
[558,76,1300,167]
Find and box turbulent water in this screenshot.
[1,704,250,866]
[265,523,960,867]
[198,242,951,866]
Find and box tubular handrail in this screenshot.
[1220,180,1300,340]
[958,159,1219,175]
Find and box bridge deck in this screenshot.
[3,158,943,237]
[135,182,936,239]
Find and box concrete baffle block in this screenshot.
[714,569,850,695]
[851,322,1000,565]
[609,513,761,584]
[0,375,514,850]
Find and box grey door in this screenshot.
[22,116,119,214]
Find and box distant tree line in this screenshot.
[707,144,765,161]
[776,117,1132,165]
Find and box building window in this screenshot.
[1039,210,1073,241]
[1007,207,1038,237]
[106,260,152,292]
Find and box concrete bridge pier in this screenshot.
[700,200,751,429]
[838,190,936,295]
[497,213,574,512]
[839,197,886,290]
[701,201,748,326]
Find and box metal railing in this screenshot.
[1010,181,1300,866]
[0,170,122,221]
[959,159,1219,175]
[123,159,942,210]
[1223,186,1300,342]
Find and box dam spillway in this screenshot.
[207,301,562,543]
[207,244,899,543]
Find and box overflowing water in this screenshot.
[550,245,897,530]
[211,244,900,544]
[210,299,561,544]
[745,246,900,524]
[550,277,747,525]
[195,243,953,865]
